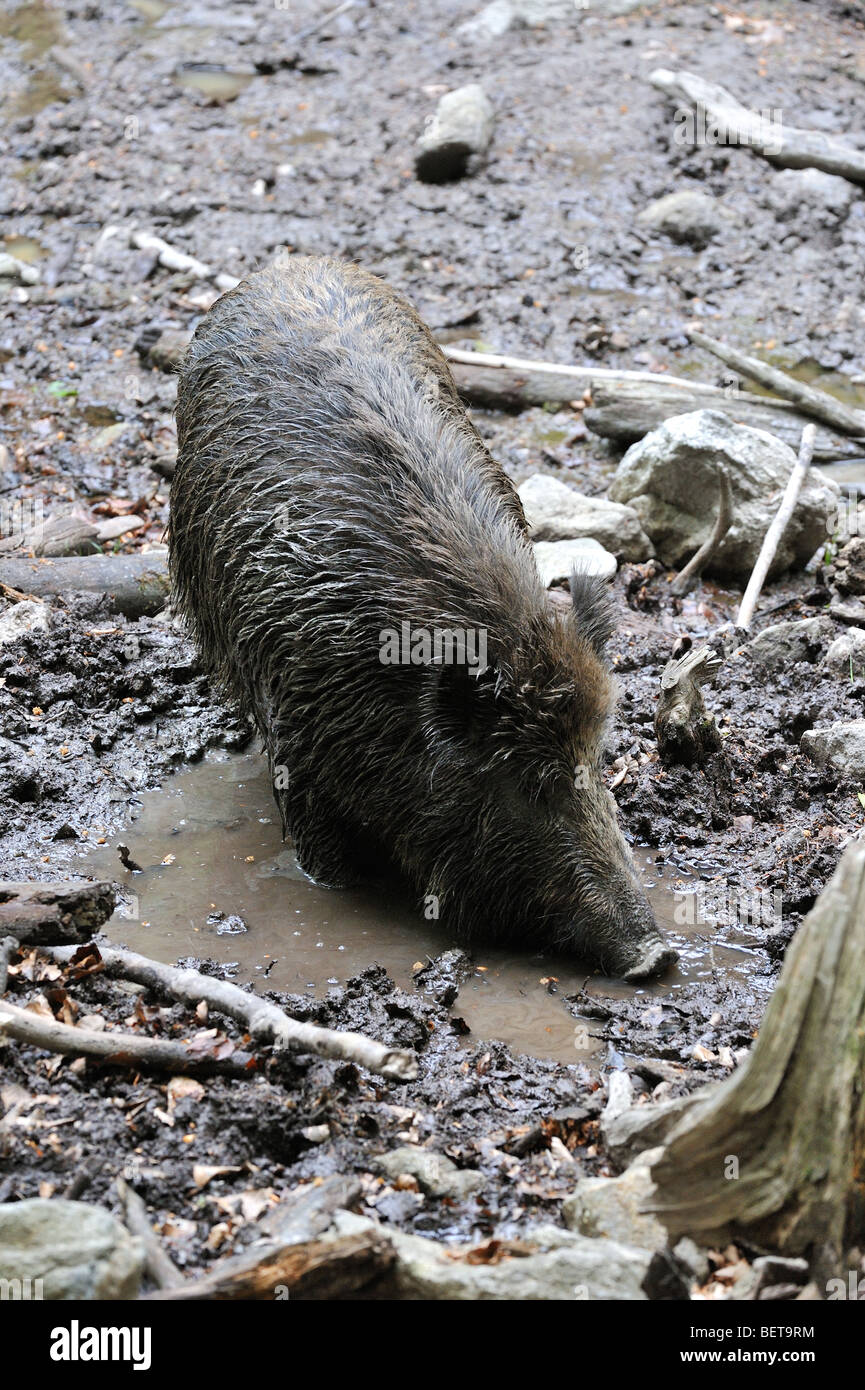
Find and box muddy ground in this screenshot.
[1,0,865,1295]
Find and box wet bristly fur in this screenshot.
[169,255,674,978]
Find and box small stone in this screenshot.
[0,1199,143,1300]
[744,618,833,671]
[824,626,865,678]
[518,474,653,560]
[0,600,49,645]
[377,1146,484,1200]
[801,720,865,779]
[533,537,617,586]
[637,190,727,249]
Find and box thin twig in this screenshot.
[736,424,818,631]
[670,467,733,596]
[117,1177,185,1290]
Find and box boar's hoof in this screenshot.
[623,942,678,983]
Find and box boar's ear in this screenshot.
[569,570,615,657]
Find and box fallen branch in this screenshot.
[0,881,116,946]
[130,230,240,293]
[736,424,818,630]
[117,1178,185,1290]
[0,997,254,1076]
[654,644,724,766]
[46,943,418,1083]
[670,467,733,596]
[443,345,713,408]
[443,347,857,459]
[644,837,865,1274]
[0,552,170,619]
[583,382,852,461]
[650,68,865,185]
[687,328,865,438]
[146,1228,393,1301]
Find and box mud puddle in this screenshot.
[75,751,767,1068]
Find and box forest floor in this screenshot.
[1,0,864,1294]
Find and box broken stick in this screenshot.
[650,68,865,186]
[45,943,418,1082]
[670,468,733,597]
[0,997,254,1076]
[687,328,865,438]
[0,881,116,946]
[736,424,818,630]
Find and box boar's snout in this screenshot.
[569,857,678,983]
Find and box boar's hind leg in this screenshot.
[280,787,366,890]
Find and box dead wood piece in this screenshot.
[654,645,723,766]
[117,1177,185,1289]
[0,881,116,946]
[0,998,254,1076]
[670,468,733,596]
[45,943,419,1083]
[736,424,818,631]
[583,383,852,461]
[651,68,865,186]
[687,329,865,438]
[146,1228,393,1301]
[0,553,170,619]
[645,837,865,1272]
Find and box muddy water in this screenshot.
[76,751,764,1067]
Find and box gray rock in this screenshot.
[562,1148,667,1252]
[518,473,654,560]
[609,411,839,581]
[0,1199,144,1300]
[824,626,865,678]
[674,1236,710,1284]
[332,1211,656,1299]
[602,1092,698,1169]
[602,1069,635,1126]
[801,720,865,778]
[637,190,726,249]
[0,600,49,645]
[533,537,617,586]
[769,167,855,220]
[377,1146,484,1200]
[458,0,572,37]
[415,85,494,183]
[0,253,40,285]
[744,617,834,671]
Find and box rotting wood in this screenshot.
[0,881,116,946]
[0,552,170,619]
[145,1228,394,1301]
[643,838,865,1275]
[654,645,723,767]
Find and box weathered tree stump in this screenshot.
[643,839,865,1274]
[654,645,723,766]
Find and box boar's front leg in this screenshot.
[275,781,366,889]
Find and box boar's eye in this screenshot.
[569,571,614,657]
